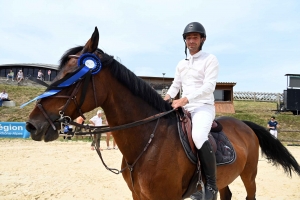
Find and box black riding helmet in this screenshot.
[183,22,206,59]
[183,22,206,39]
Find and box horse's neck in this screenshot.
[104,101,156,127]
[102,86,156,126]
[101,88,159,161]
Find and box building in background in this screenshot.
[0,63,58,81]
[0,63,236,113]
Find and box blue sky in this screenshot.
[0,0,299,93]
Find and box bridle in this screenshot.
[22,51,103,133]
[36,61,98,133]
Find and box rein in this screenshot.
[68,109,175,135]
[93,118,160,175]
[66,109,175,178]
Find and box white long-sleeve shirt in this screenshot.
[89,115,103,126]
[167,51,219,112]
[0,92,8,99]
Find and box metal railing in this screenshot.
[233,91,283,102]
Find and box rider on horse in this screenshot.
[164,22,219,200]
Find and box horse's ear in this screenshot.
[82,27,99,53]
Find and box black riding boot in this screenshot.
[198,140,218,200]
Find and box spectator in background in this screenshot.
[16,70,24,84]
[7,70,14,81]
[0,90,10,107]
[74,116,85,140]
[48,70,51,81]
[37,70,44,80]
[103,119,118,150]
[89,110,104,151]
[267,116,280,138]
[76,116,85,129]
[78,116,84,123]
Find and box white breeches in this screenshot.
[269,130,278,138]
[191,104,215,149]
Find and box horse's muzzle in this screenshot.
[26,121,59,142]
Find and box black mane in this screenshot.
[59,46,173,113]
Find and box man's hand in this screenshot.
[171,97,189,109]
[164,94,171,101]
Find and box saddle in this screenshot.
[176,107,236,165]
[176,107,237,199]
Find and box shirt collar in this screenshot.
[188,51,202,60]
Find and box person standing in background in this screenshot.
[76,116,85,128]
[48,70,51,81]
[37,70,44,80]
[75,116,85,140]
[89,110,104,151]
[267,116,280,138]
[103,119,118,150]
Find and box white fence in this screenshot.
[233,91,283,102]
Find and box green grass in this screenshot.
[1,84,300,142]
[218,101,300,142]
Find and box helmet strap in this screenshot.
[199,37,206,51]
[199,43,203,51]
[184,39,189,60]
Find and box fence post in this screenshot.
[253,92,256,102]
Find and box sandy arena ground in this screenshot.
[1,139,300,200]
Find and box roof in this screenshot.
[217,82,236,85]
[285,74,300,77]
[0,63,59,70]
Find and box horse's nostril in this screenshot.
[26,122,36,133]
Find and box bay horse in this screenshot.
[25,27,300,200]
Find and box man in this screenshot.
[164,22,219,200]
[0,90,9,107]
[267,116,280,138]
[37,70,44,80]
[103,119,118,150]
[7,70,14,81]
[16,70,24,84]
[89,110,104,151]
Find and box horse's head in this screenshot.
[26,27,111,142]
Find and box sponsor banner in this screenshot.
[0,122,30,138]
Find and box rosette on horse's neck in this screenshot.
[20,53,102,108]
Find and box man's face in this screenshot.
[185,33,205,55]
